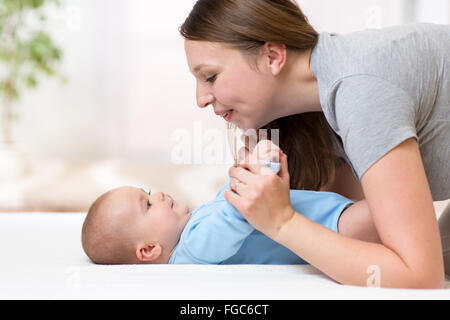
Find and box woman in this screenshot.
[180,0,450,288]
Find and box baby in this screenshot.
[82,140,356,265]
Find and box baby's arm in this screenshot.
[338,199,381,243]
[176,201,255,264]
[173,159,282,264]
[178,204,255,264]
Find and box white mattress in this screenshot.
[0,212,449,300]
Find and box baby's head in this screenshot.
[82,186,191,264]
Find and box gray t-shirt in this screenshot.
[310,23,450,201]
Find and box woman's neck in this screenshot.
[273,48,322,117]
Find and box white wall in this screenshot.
[299,0,407,33]
[13,0,219,163]
[415,0,449,24]
[10,0,449,164]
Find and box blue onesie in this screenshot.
[168,161,354,264]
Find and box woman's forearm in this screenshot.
[226,151,443,288]
[274,210,428,288]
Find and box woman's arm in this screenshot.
[225,138,445,288]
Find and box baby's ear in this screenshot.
[136,243,162,262]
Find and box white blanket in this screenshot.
[0,213,449,300]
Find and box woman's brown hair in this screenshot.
[180,0,342,190]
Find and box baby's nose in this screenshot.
[152,192,164,201]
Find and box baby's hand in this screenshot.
[252,140,281,163]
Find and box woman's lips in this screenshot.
[215,109,233,122]
[224,110,233,122]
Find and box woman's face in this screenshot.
[184,40,279,131]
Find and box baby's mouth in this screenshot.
[166,194,174,208]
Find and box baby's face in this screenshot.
[109,186,191,255]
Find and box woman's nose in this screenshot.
[197,94,214,109]
[196,86,215,108]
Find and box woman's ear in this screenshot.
[136,243,162,262]
[262,42,287,76]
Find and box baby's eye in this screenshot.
[146,189,152,210]
[206,74,217,83]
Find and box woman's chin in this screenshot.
[239,122,265,132]
[236,119,258,132]
[235,114,272,131]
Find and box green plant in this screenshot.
[0,0,63,145]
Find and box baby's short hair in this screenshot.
[81,189,139,264]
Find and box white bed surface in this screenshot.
[0,212,449,300]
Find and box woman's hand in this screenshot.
[224,149,295,240]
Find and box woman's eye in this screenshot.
[206,74,217,83]
[146,200,152,210]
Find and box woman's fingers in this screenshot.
[278,151,290,180]
[225,146,294,238]
[239,152,274,176]
[229,177,246,194]
[228,165,255,185]
[224,189,244,212]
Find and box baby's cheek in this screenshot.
[158,209,178,228]
[160,215,180,241]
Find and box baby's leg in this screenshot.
[338,200,381,244]
[438,203,450,276]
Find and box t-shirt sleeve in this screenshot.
[331,75,418,180]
